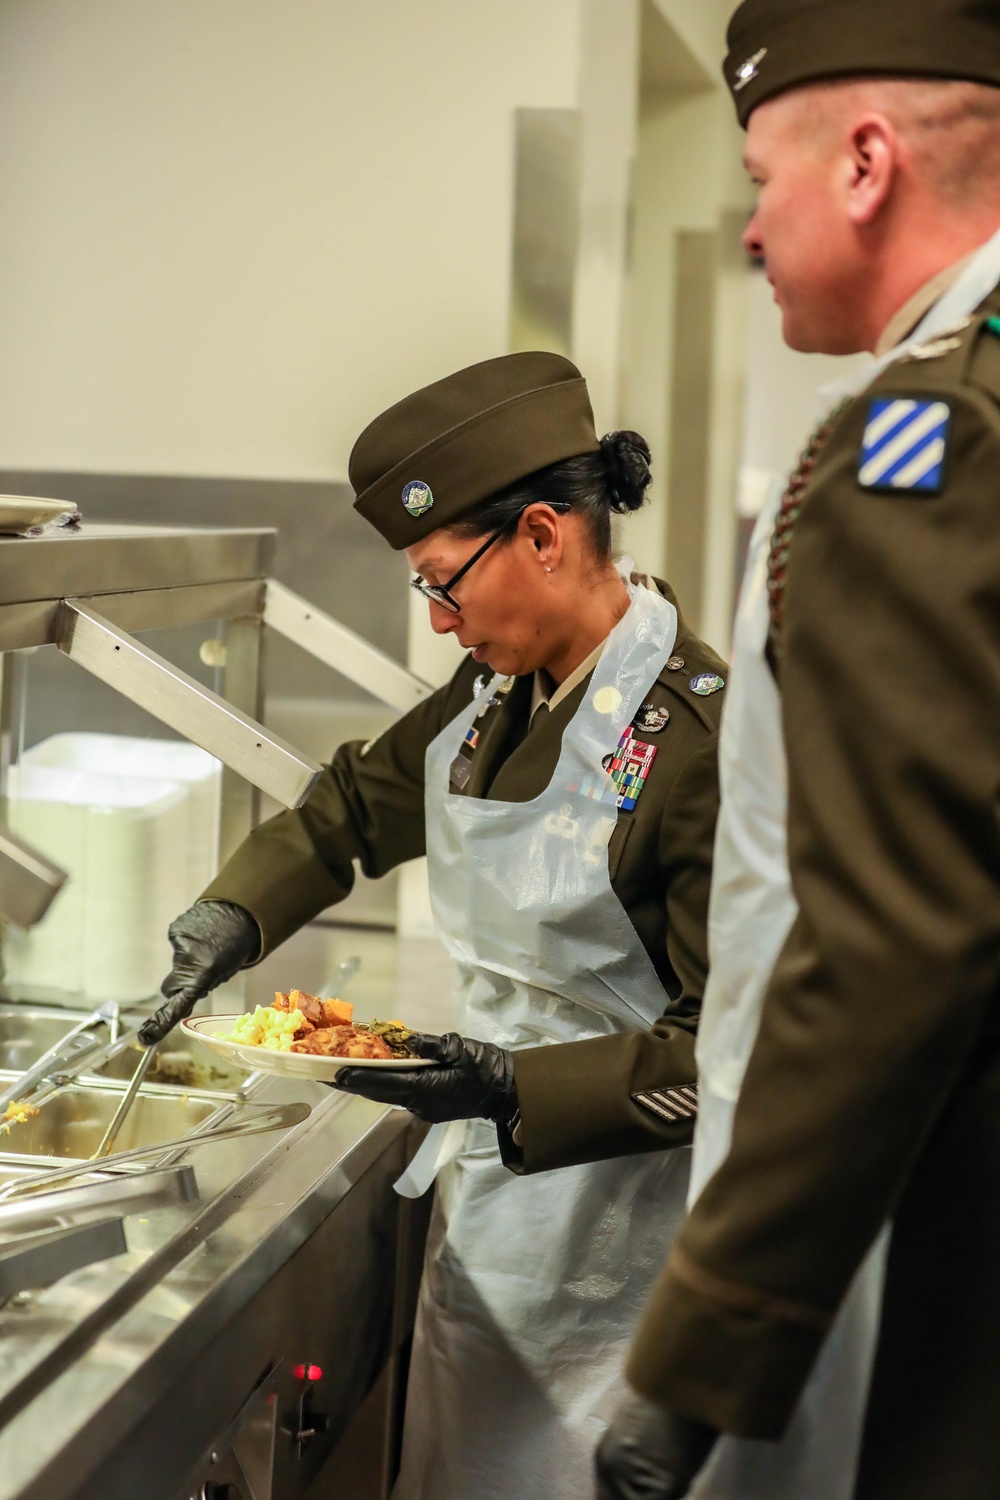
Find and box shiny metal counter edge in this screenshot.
[0,1088,415,1500]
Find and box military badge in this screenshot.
[858,398,951,494]
[898,337,962,363]
[690,673,725,697]
[606,728,657,811]
[634,703,670,735]
[733,46,767,91]
[666,656,686,673]
[402,479,434,518]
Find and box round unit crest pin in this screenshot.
[402,480,434,518]
[689,673,725,698]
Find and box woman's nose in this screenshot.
[429,602,460,635]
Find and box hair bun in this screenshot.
[599,430,652,514]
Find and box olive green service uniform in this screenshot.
[619,6,1000,1499]
[203,582,725,1166]
[200,351,727,1500]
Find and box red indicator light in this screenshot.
[293,1363,323,1382]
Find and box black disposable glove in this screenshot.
[138,900,262,1046]
[335,1031,516,1125]
[595,1391,718,1500]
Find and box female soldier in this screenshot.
[139,352,727,1500]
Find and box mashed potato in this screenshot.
[222,1006,305,1052]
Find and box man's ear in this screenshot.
[846,114,899,226]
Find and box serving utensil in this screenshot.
[0,1003,119,1120]
[0,1100,311,1202]
[89,1042,159,1160]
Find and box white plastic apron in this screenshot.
[392,565,692,1500]
[691,226,1000,1500]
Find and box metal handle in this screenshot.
[263,580,432,713]
[58,601,323,810]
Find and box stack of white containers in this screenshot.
[5,734,222,1003]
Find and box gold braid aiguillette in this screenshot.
[766,399,851,676]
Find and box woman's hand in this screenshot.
[138,900,262,1046]
[335,1031,516,1125]
[595,1392,717,1500]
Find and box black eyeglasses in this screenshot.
[409,506,527,615]
[410,502,571,614]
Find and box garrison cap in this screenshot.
[725,0,1000,127]
[349,351,600,549]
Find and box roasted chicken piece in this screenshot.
[288,989,326,1031]
[291,1025,393,1060]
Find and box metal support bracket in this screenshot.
[263,580,431,714]
[0,824,68,930]
[58,602,322,810]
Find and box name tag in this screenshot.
[449,754,473,791]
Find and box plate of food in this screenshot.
[182,990,435,1082]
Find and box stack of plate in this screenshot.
[5,734,222,1003]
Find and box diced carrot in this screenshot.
[321,998,354,1027]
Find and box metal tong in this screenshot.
[0,1100,311,1202]
[89,1042,160,1160]
[0,1003,122,1121]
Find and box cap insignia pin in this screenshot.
[402,480,434,518]
[734,47,767,92]
[690,673,726,697]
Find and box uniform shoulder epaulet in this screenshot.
[855,313,1000,499]
[650,641,727,731]
[966,311,1000,412]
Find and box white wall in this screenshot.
[0,0,579,481]
[649,0,733,83]
[738,270,872,516]
[617,2,752,653]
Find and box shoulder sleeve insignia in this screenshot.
[858,397,951,494]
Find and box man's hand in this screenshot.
[595,1391,718,1500]
[138,900,261,1046]
[335,1031,516,1124]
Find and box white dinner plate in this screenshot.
[182,1014,436,1082]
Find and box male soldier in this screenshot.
[596,3,1000,1498]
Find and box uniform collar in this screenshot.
[875,252,975,356]
[530,638,606,723]
[526,571,688,724]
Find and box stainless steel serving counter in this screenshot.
[0,522,438,1500]
[0,1077,425,1500]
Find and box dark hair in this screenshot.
[446,430,652,559]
